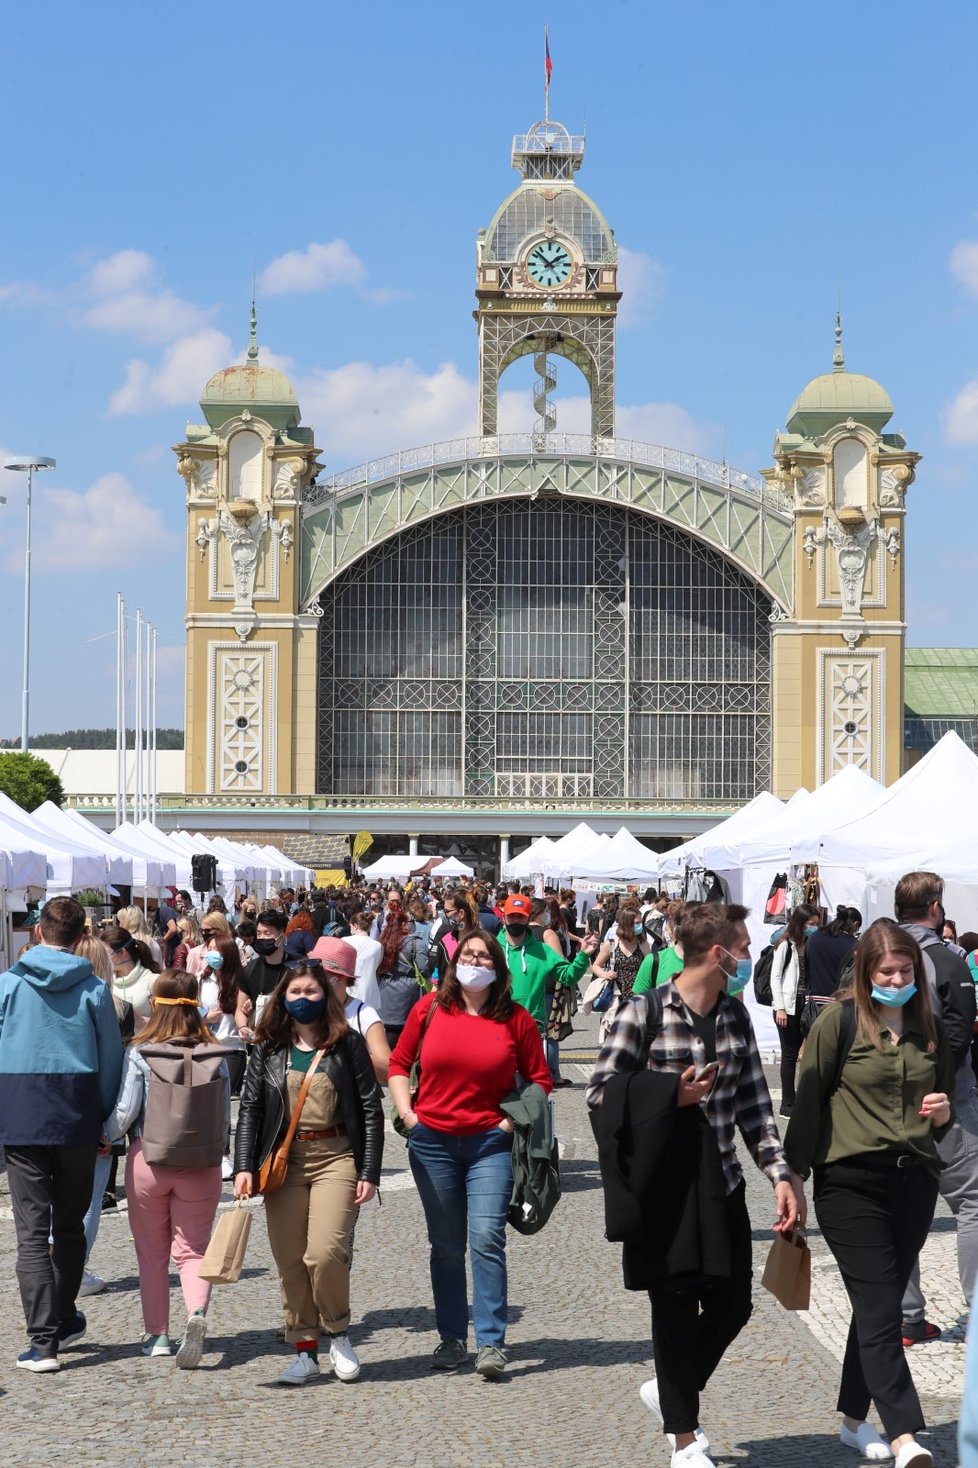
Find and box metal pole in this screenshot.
[144,618,151,825]
[134,609,143,822]
[115,594,123,826]
[20,464,33,752]
[150,624,157,824]
[120,597,127,823]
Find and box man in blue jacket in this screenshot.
[0,896,124,1372]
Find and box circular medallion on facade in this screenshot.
[233,669,254,690]
[841,674,863,697]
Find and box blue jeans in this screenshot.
[407,1122,514,1347]
[83,1151,114,1263]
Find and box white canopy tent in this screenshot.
[564,826,662,882]
[359,854,431,881]
[656,792,785,880]
[257,845,312,888]
[0,793,108,892]
[430,857,475,878]
[737,765,886,868]
[109,823,183,889]
[501,837,559,881]
[0,821,48,891]
[161,827,243,895]
[66,810,168,891]
[31,802,133,888]
[543,828,611,881]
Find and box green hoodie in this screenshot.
[500,932,591,1024]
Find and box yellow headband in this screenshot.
[152,996,199,1007]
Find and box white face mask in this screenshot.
[455,962,496,991]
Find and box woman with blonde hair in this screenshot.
[785,921,953,1468]
[172,914,202,972]
[117,904,162,966]
[108,969,229,1367]
[186,910,231,978]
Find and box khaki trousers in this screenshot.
[263,1136,358,1340]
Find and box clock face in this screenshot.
[526,240,573,288]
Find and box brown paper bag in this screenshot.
[198,1202,252,1284]
[761,1228,811,1310]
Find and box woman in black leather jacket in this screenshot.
[233,962,383,1387]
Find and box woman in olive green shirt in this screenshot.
[784,921,953,1468]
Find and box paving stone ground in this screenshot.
[0,1012,965,1466]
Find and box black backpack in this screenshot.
[752,945,777,1006]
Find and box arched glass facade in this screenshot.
[316,501,772,800]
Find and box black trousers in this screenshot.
[814,1157,939,1439]
[6,1142,98,1353]
[648,1180,753,1435]
[776,996,805,1109]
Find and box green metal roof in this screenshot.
[905,648,978,718]
[786,370,893,435]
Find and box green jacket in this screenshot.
[501,933,590,1024]
[633,945,684,994]
[499,1081,559,1234]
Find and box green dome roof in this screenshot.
[787,369,893,434]
[198,306,301,431]
[786,316,893,436]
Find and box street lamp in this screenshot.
[3,455,56,752]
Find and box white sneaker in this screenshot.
[277,1351,320,1386]
[639,1379,711,1453]
[670,1444,715,1468]
[894,1444,932,1468]
[221,1155,233,1180]
[840,1421,893,1461]
[174,1309,207,1370]
[78,1270,105,1297]
[329,1333,361,1381]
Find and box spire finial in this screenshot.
[248,272,259,361]
[832,308,845,372]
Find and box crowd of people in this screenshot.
[0,869,975,1466]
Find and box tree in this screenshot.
[0,752,65,811]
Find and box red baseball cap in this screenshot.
[502,894,532,918]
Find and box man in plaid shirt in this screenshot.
[587,903,806,1468]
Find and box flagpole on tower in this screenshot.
[544,27,552,122]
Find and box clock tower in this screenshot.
[475,119,621,439]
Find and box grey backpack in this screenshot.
[139,1041,229,1169]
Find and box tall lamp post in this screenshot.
[3,455,56,752]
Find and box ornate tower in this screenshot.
[475,119,621,438]
[175,310,322,796]
[765,317,919,791]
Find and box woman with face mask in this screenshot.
[784,922,953,1468]
[770,904,819,1118]
[233,961,383,1386]
[199,933,250,1124]
[389,928,552,1381]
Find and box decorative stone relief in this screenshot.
[822,516,878,619]
[879,464,910,508]
[221,507,269,609]
[272,517,294,562]
[823,656,878,778]
[178,455,218,498]
[800,467,825,507]
[217,651,265,792]
[885,527,900,569]
[273,456,306,501]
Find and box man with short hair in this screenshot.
[0,896,124,1372]
[499,894,597,1026]
[238,909,288,1035]
[588,903,803,1467]
[895,871,978,1341]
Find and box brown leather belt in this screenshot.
[295,1125,347,1142]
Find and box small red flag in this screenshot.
[545,32,552,85]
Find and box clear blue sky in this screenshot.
[2,0,978,734]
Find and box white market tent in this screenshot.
[360,854,430,881]
[738,765,886,868]
[109,823,182,889]
[0,793,108,892]
[67,810,169,891]
[31,802,133,888]
[258,844,312,888]
[162,826,244,895]
[430,857,475,878]
[501,837,559,880]
[656,792,785,880]
[543,827,610,880]
[0,820,48,891]
[565,826,662,882]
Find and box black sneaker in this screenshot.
[902,1319,940,1346]
[101,1192,117,1212]
[57,1311,86,1349]
[430,1339,468,1370]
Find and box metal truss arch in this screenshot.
[301,440,795,615]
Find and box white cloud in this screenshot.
[616,246,664,328]
[260,240,367,296]
[0,472,175,571]
[87,249,155,297]
[83,249,214,343]
[297,359,475,460]
[950,241,978,298]
[295,358,716,466]
[109,328,232,415]
[0,279,56,307]
[945,378,978,444]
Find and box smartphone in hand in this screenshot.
[694,1060,720,1082]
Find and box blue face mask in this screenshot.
[720,949,752,996]
[872,982,917,1008]
[204,951,223,970]
[805,925,819,936]
[284,995,326,1024]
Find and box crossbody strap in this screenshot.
[279,1049,325,1153]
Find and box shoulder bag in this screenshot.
[392,1001,439,1139]
[258,1049,325,1195]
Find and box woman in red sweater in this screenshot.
[389,927,551,1381]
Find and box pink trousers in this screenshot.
[126,1140,222,1336]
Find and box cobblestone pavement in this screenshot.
[0,1016,965,1466]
